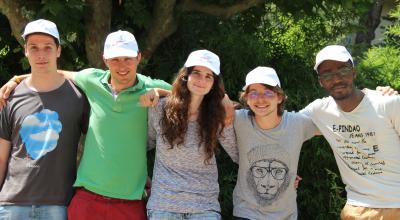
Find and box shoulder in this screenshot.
[364,90,400,109]
[149,97,166,118]
[302,96,334,114]
[137,73,171,89]
[75,68,106,82]
[284,110,311,121]
[234,109,252,125]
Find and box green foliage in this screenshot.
[0,14,23,84]
[357,46,400,90]
[358,4,400,91]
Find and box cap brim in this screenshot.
[103,49,138,59]
[184,61,220,75]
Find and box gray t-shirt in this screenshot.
[147,99,238,213]
[0,80,88,205]
[233,109,317,220]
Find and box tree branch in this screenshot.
[142,0,178,60]
[0,0,28,45]
[84,0,112,68]
[181,0,264,19]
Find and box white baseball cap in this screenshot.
[314,45,354,71]
[184,50,220,75]
[22,19,60,43]
[103,30,139,59]
[243,66,281,90]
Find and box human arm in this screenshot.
[374,86,398,96]
[0,138,11,188]
[0,74,29,103]
[219,124,239,163]
[57,70,78,82]
[222,94,235,126]
[294,175,302,189]
[139,88,171,107]
[147,106,158,151]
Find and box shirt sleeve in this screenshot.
[386,96,400,135]
[218,124,238,163]
[147,103,160,151]
[147,77,172,90]
[74,68,96,92]
[298,112,319,141]
[0,105,11,141]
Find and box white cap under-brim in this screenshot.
[184,50,220,75]
[243,66,281,90]
[22,19,60,43]
[314,45,354,71]
[103,30,139,59]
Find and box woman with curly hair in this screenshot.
[146,50,238,220]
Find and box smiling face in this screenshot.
[24,34,60,74]
[187,66,215,97]
[104,54,141,91]
[246,84,283,119]
[317,60,356,100]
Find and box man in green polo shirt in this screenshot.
[62,30,170,220]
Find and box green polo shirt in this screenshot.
[73,68,171,199]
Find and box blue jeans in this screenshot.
[0,205,67,220]
[147,210,221,220]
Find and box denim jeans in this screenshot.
[147,209,221,220]
[0,205,67,220]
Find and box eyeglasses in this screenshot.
[247,90,276,100]
[318,66,353,81]
[250,165,287,180]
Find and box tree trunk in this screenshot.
[355,0,384,45]
[84,0,112,68]
[0,0,27,45]
[142,0,178,60]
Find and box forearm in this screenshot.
[0,139,11,188]
[10,74,29,84]
[156,88,171,97]
[57,70,77,82]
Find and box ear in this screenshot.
[352,69,357,79]
[136,52,142,63]
[56,46,61,58]
[24,45,28,57]
[277,94,284,104]
[103,57,108,68]
[318,79,323,87]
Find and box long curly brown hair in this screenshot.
[161,66,226,164]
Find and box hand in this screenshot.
[144,176,152,199]
[376,86,398,96]
[139,88,160,107]
[0,80,18,110]
[222,94,235,125]
[294,175,302,189]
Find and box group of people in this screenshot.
[0,18,399,220]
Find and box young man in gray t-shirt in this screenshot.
[0,19,88,220]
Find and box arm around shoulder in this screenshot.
[58,70,78,82]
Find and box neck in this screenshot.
[335,89,364,112]
[110,75,137,93]
[254,113,282,130]
[188,95,204,121]
[27,69,65,92]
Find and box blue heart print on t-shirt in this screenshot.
[19,109,62,160]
